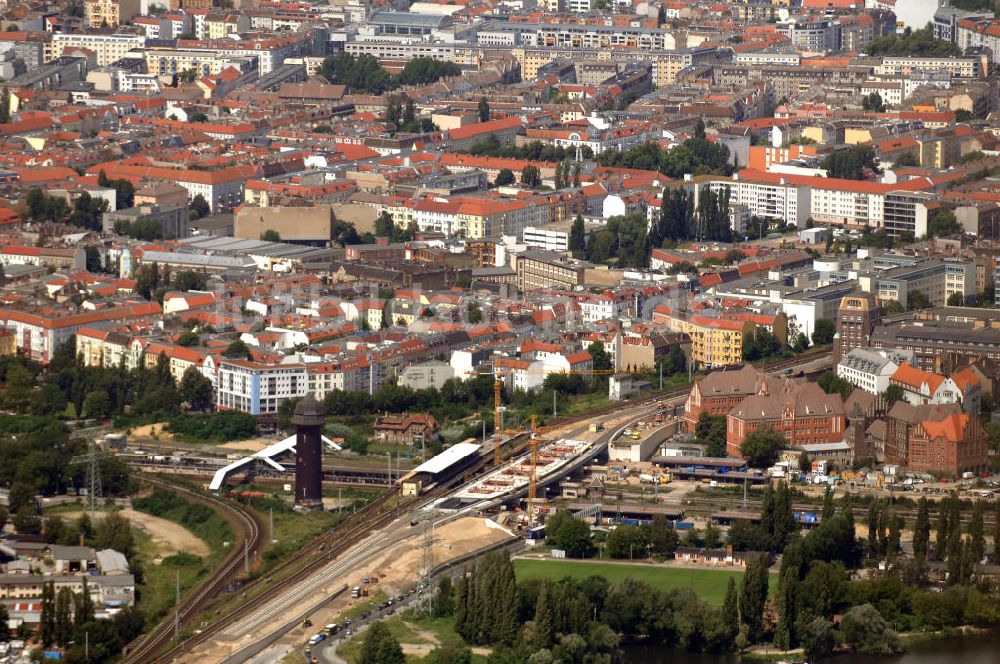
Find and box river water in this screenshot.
[622,631,998,664]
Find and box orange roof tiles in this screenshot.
[892,363,945,393]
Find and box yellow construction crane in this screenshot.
[465,365,617,467]
[528,414,539,527]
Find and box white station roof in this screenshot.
[411,442,481,476]
[209,433,342,492]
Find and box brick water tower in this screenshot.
[292,394,324,512]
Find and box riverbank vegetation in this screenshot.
[343,489,1000,663]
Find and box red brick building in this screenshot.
[726,380,846,457]
[906,412,988,476]
[373,413,439,447]
[682,364,768,432]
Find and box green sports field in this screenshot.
[513,559,778,605]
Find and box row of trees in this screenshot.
[464,138,594,162]
[384,96,437,134]
[25,189,108,230]
[134,261,208,301]
[597,122,733,179]
[580,213,650,268]
[417,489,1000,661]
[454,555,520,645]
[867,25,962,57]
[653,186,733,245]
[821,144,881,180]
[318,54,459,95]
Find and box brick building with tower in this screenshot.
[833,293,882,365]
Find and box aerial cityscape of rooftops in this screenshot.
[4,0,1000,662]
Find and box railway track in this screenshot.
[121,477,265,664]
[131,351,832,662]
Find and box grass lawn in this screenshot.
[134,529,211,625]
[513,559,778,605]
[263,508,349,565]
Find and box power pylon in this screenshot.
[70,440,107,515]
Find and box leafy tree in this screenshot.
[907,290,932,311]
[13,504,41,535]
[176,331,199,347]
[189,193,210,219]
[114,217,165,241]
[94,510,134,558]
[913,496,930,562]
[82,390,112,420]
[40,581,55,645]
[647,514,679,556]
[84,245,102,272]
[838,604,901,654]
[696,414,727,457]
[319,53,391,94]
[862,91,886,112]
[968,501,985,566]
[812,318,835,345]
[791,332,809,353]
[260,229,281,242]
[882,383,905,406]
[587,341,612,372]
[495,168,515,187]
[600,139,731,179]
[895,152,920,167]
[820,145,880,180]
[467,302,483,324]
[802,616,836,659]
[0,87,10,125]
[478,97,490,123]
[926,209,962,239]
[180,366,214,411]
[866,25,961,57]
[0,600,9,642]
[817,371,853,399]
[395,57,460,86]
[606,524,648,559]
[545,509,593,557]
[742,326,782,362]
[25,189,70,223]
[97,170,135,209]
[223,339,252,359]
[521,164,541,188]
[360,621,404,664]
[55,586,73,646]
[740,428,785,468]
[68,191,109,230]
[739,552,770,643]
[584,213,650,268]
[721,577,738,645]
[568,214,585,257]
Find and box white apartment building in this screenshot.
[836,347,901,394]
[875,56,981,78]
[305,357,374,398]
[859,259,972,307]
[414,199,462,236]
[216,360,308,416]
[577,292,633,323]
[957,18,1000,62]
[47,33,146,67]
[810,183,884,227]
[523,225,572,252]
[345,41,457,61]
[734,52,801,66]
[708,174,811,228]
